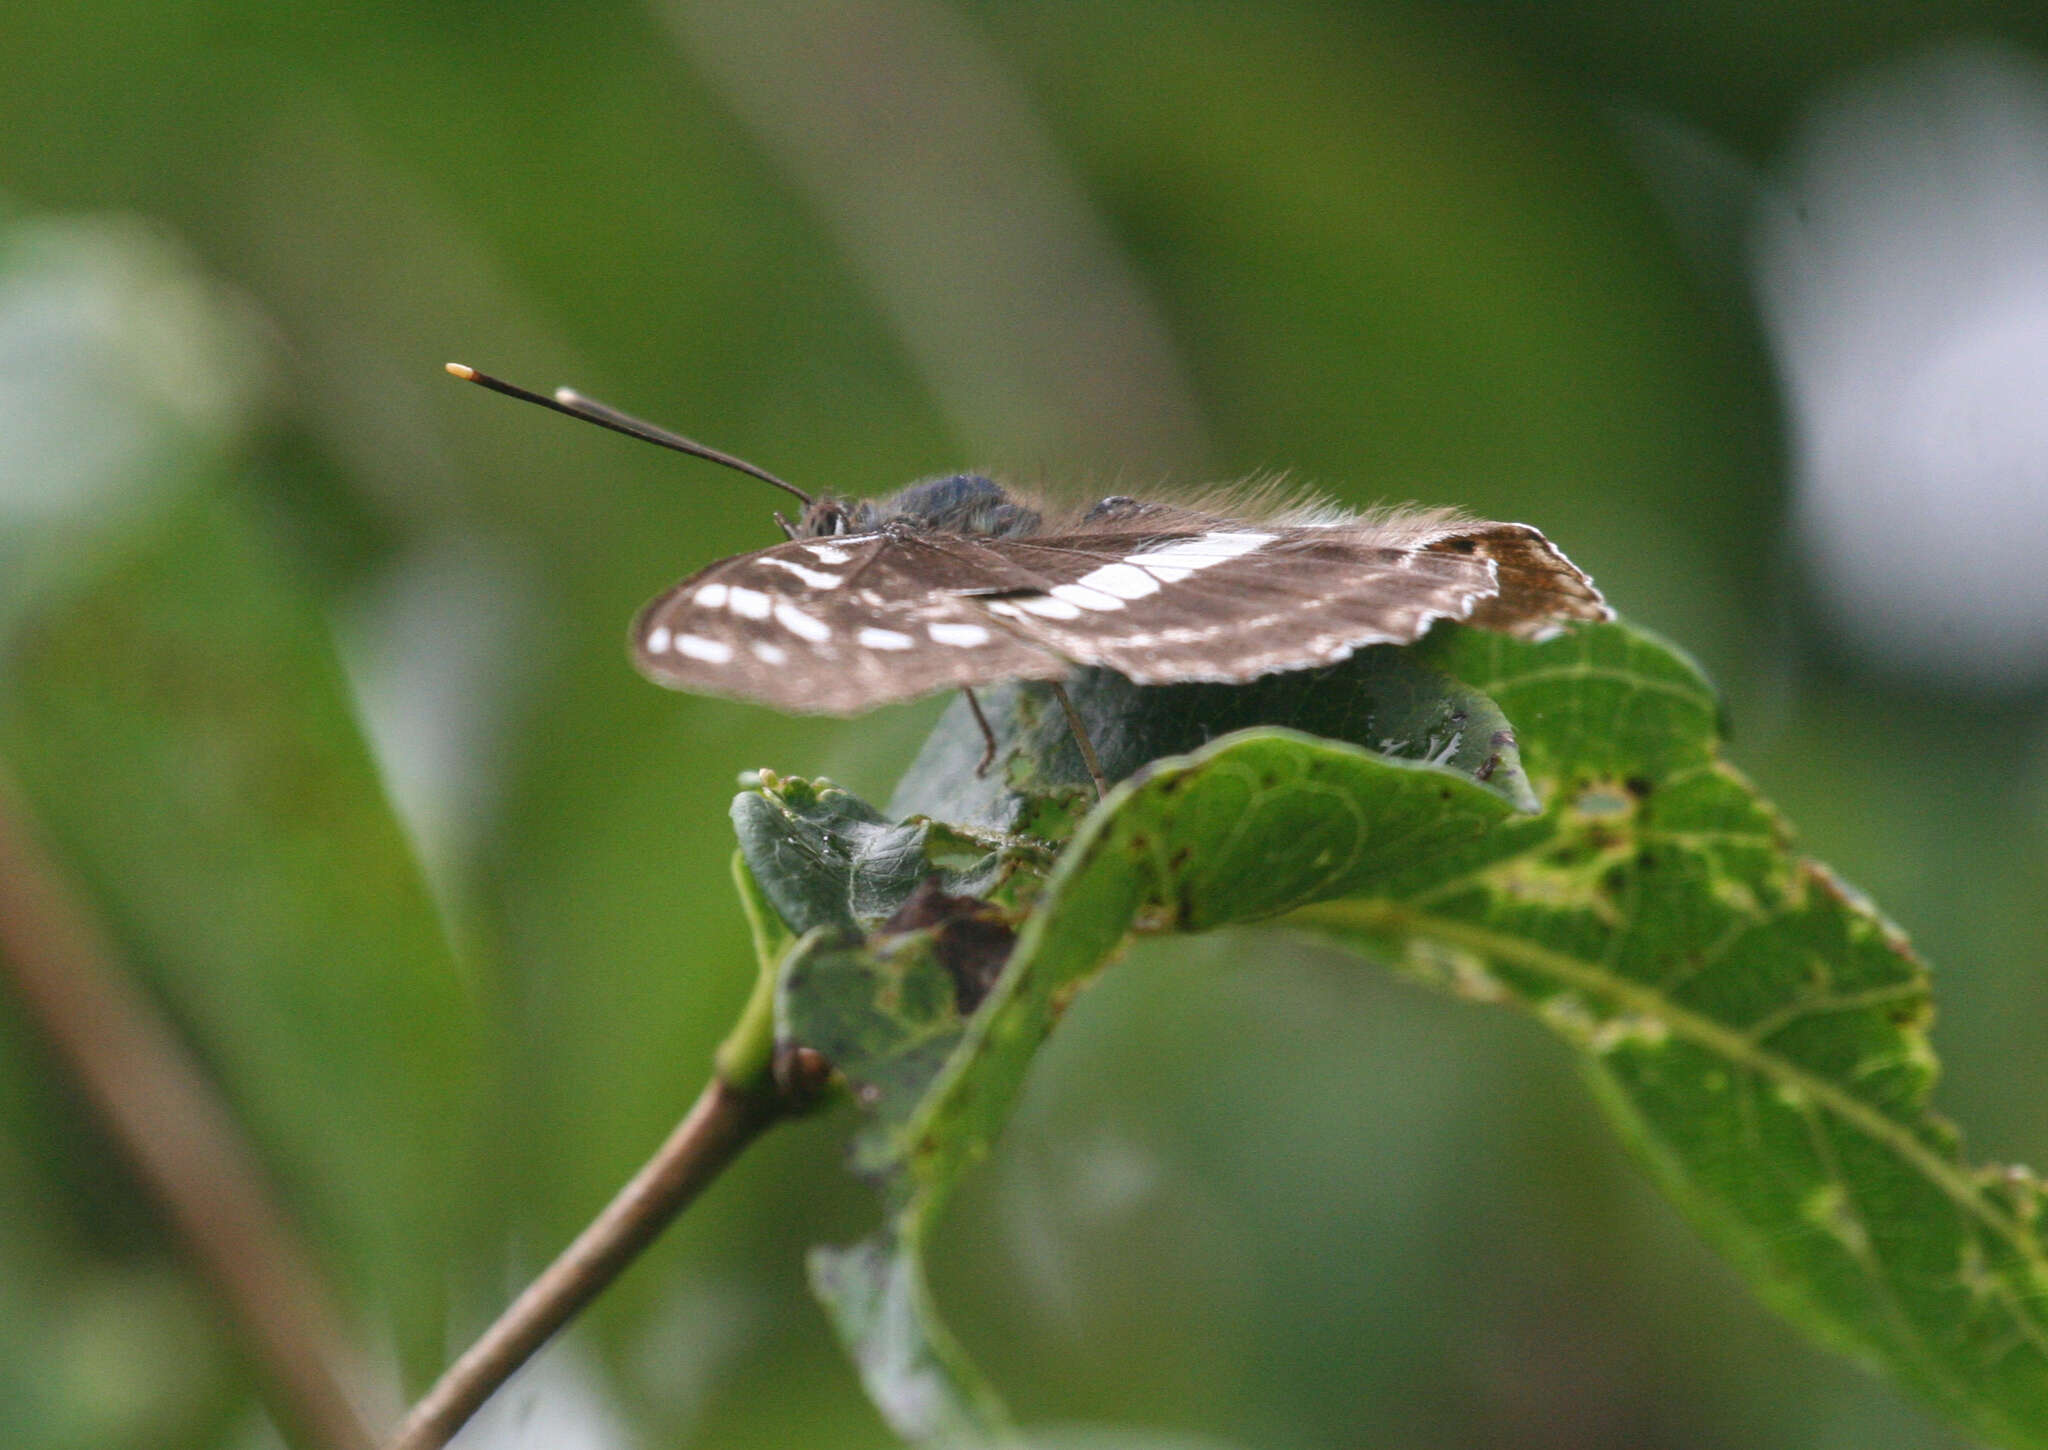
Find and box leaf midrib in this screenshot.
[1283,898,2040,1268]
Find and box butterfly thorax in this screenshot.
[799,473,1045,540]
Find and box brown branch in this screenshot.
[384,1075,780,1450]
[0,776,381,1450]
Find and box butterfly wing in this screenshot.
[631,530,1071,713]
[948,515,1609,686]
[631,512,1609,712]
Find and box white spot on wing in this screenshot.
[726,586,772,619]
[804,543,852,565]
[857,627,915,650]
[1131,531,1278,576]
[751,641,787,665]
[694,583,729,608]
[1074,562,1162,600]
[773,602,832,642]
[928,622,990,647]
[760,556,845,589]
[1049,582,1125,611]
[645,625,672,653]
[1003,595,1083,620]
[674,634,733,663]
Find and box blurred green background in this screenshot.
[5,3,2048,1448]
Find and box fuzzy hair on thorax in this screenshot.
[839,471,1475,544]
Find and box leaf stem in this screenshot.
[0,772,382,1450]
[389,869,794,1450]
[385,1074,780,1450]
[715,850,789,1088]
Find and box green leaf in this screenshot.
[753,635,1545,1441]
[788,720,1540,1441]
[809,1233,1018,1448]
[743,619,2048,1449]
[734,771,1057,936]
[1295,635,2048,1448]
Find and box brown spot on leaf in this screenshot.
[882,877,1017,1016]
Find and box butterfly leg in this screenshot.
[962,687,999,778]
[1048,682,1108,800]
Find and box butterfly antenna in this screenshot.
[445,362,814,507]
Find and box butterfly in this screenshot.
[448,364,1612,785]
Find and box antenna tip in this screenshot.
[445,361,476,380]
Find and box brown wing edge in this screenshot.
[1428,521,1613,640]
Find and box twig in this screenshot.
[384,1075,780,1450]
[0,775,380,1450]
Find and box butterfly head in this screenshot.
[808,473,1044,540]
